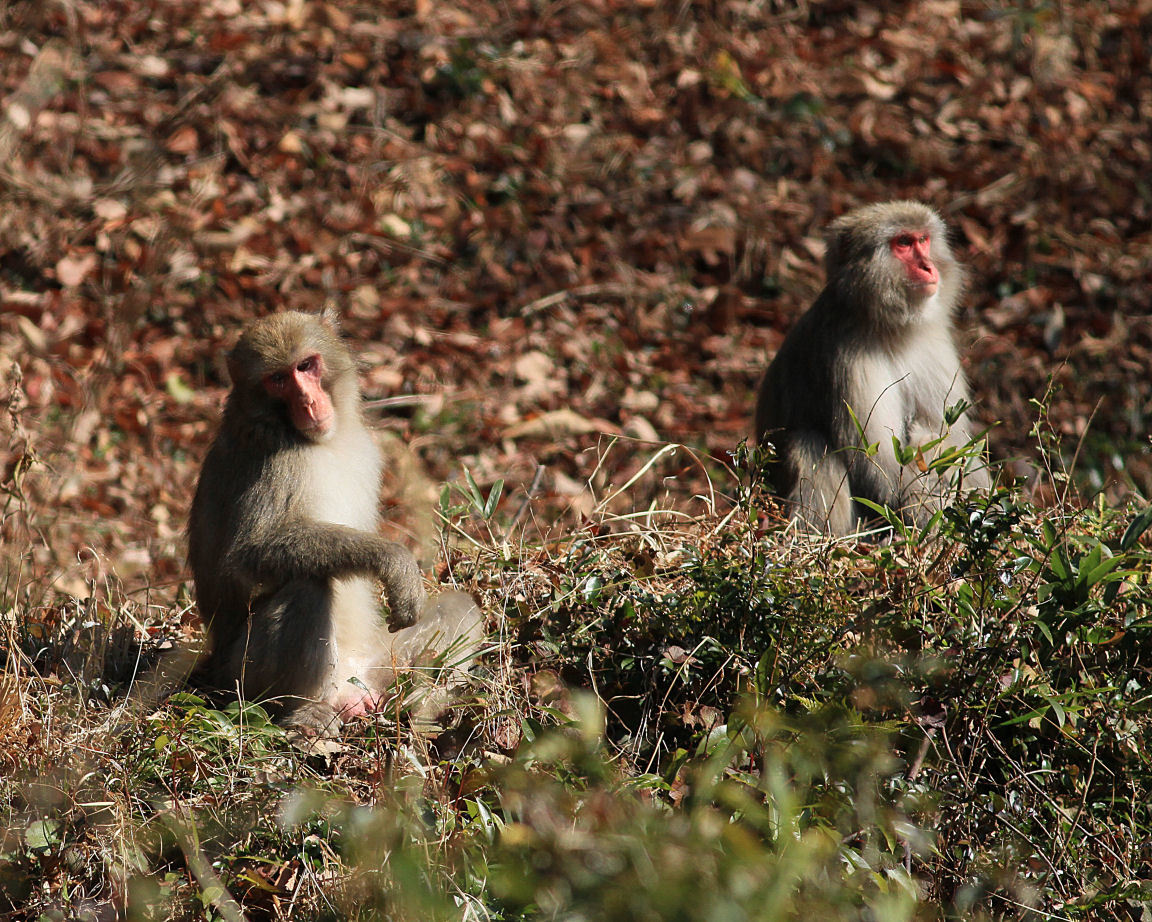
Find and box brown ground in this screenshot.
[1,0,1149,603]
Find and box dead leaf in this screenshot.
[15,316,47,352]
[93,199,128,222]
[505,409,620,440]
[623,416,660,442]
[513,350,554,384]
[165,125,198,154]
[55,252,97,288]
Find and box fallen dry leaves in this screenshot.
[0,0,1149,601]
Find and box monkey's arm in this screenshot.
[228,521,425,629]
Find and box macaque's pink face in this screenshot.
[890,230,938,299]
[264,354,335,440]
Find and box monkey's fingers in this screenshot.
[384,578,424,630]
[386,597,422,632]
[379,542,425,630]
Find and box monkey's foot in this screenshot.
[281,700,345,740]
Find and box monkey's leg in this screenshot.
[897,421,991,526]
[221,580,339,721]
[386,591,484,669]
[329,591,485,725]
[787,432,855,536]
[320,590,485,724]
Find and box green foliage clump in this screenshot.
[496,478,1152,919]
[4,458,1152,919]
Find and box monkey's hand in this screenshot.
[380,542,425,631]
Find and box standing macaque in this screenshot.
[189,309,481,728]
[755,201,989,536]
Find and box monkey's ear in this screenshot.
[318,303,343,333]
[224,348,238,385]
[224,337,250,386]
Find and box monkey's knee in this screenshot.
[228,581,336,700]
[787,436,854,536]
[960,456,993,492]
[392,591,484,730]
[385,591,484,676]
[899,452,992,527]
[794,479,853,535]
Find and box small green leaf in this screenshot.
[463,467,485,507]
[891,435,915,466]
[944,399,973,426]
[25,819,62,853]
[1081,552,1123,589]
[165,373,196,405]
[483,478,504,518]
[1121,505,1152,550]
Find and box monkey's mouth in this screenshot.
[293,412,336,440]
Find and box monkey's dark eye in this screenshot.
[268,371,287,386]
[297,356,317,373]
[894,234,915,248]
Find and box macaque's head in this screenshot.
[824,201,961,328]
[226,310,357,442]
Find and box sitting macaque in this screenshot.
[755,201,990,535]
[188,309,481,728]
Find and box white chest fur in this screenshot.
[302,423,383,531]
[303,423,390,682]
[853,324,962,445]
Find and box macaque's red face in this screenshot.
[890,230,938,298]
[263,354,335,439]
